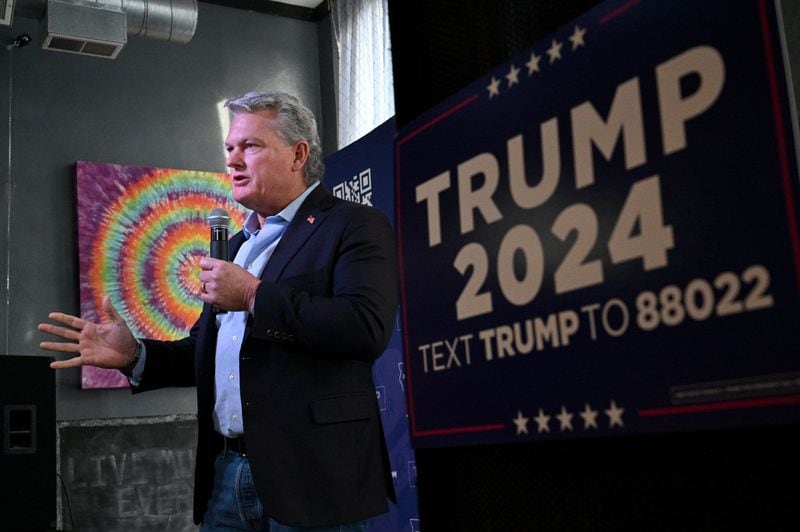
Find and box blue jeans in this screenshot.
[201,449,368,532]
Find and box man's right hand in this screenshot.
[38,296,138,370]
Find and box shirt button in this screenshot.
[232,335,238,342]
[232,414,237,421]
[228,373,235,381]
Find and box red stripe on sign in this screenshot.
[758,0,800,293]
[413,423,507,437]
[639,394,800,417]
[395,94,479,437]
[397,94,479,146]
[599,0,640,25]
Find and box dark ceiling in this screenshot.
[202,0,328,22]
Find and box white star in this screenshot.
[569,25,586,50]
[505,64,521,87]
[487,76,501,98]
[556,406,574,431]
[579,403,599,430]
[513,410,530,435]
[547,39,563,64]
[605,400,625,428]
[534,408,551,433]
[525,52,541,75]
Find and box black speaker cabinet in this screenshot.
[1,355,56,531]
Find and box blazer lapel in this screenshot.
[228,231,247,258]
[261,185,334,283]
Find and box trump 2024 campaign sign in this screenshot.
[396,0,800,448]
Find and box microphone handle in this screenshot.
[210,227,229,261]
[209,227,229,313]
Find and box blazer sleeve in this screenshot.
[250,205,398,363]
[133,319,200,392]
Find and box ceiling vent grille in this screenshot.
[1,0,15,26]
[42,34,122,58]
[42,0,127,59]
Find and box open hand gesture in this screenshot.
[38,296,138,370]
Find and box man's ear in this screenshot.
[292,141,310,171]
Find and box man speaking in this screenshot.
[39,91,397,531]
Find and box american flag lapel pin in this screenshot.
[306,214,316,224]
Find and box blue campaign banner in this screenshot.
[396,0,800,448]
[323,119,420,532]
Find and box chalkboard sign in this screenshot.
[58,415,197,531]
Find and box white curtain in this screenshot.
[331,0,395,148]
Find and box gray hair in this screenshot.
[225,91,324,184]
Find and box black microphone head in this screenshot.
[207,208,231,229]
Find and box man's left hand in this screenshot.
[198,257,261,312]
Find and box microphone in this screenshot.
[207,208,230,313]
[207,208,231,262]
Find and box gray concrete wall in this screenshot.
[0,2,328,421]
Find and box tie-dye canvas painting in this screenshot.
[76,161,247,389]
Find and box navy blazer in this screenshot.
[136,185,398,526]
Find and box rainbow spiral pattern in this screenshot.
[77,161,247,388]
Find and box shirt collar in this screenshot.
[242,181,320,238]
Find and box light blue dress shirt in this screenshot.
[129,182,320,439]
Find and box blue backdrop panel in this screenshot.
[324,119,420,532]
[396,0,800,448]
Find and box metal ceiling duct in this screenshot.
[122,0,197,44]
[9,0,198,58]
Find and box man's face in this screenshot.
[225,109,308,218]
